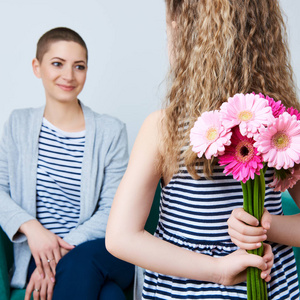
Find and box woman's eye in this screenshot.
[52,62,62,67]
[75,65,86,70]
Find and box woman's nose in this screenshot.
[62,65,74,81]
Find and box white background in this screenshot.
[0,0,299,151]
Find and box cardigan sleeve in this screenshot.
[0,113,35,242]
[63,122,129,246]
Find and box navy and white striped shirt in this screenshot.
[36,118,85,238]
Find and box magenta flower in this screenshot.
[190,110,232,159]
[269,165,300,192]
[220,93,274,138]
[287,106,300,120]
[254,112,300,169]
[258,93,286,118]
[218,126,263,183]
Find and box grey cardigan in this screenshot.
[0,102,128,288]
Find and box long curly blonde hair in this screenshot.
[160,0,299,180]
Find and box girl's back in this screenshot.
[143,164,299,299]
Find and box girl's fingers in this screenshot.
[228,213,265,236]
[261,208,272,230]
[260,243,274,282]
[231,237,263,250]
[231,208,259,226]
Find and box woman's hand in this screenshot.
[218,243,274,286]
[227,208,272,250]
[19,220,74,281]
[25,268,55,300]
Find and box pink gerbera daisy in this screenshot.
[218,126,263,183]
[287,106,300,120]
[258,93,286,118]
[220,93,274,138]
[190,110,232,159]
[254,112,300,169]
[269,165,300,192]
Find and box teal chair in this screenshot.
[281,191,300,282]
[0,227,28,300]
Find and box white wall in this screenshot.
[0,0,299,151]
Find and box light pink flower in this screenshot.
[218,126,263,183]
[190,110,232,159]
[269,165,300,192]
[254,112,300,169]
[220,93,274,138]
[287,106,300,120]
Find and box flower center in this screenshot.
[238,110,253,122]
[206,127,218,141]
[272,132,290,150]
[235,140,254,163]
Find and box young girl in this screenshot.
[106,0,299,299]
[0,27,133,300]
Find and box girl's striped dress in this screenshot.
[142,164,300,299]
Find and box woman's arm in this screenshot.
[0,113,74,282]
[106,111,272,285]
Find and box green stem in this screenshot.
[242,171,268,299]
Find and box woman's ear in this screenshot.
[32,58,41,78]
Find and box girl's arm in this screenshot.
[228,181,300,249]
[106,111,272,285]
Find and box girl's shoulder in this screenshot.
[143,109,164,129]
[133,109,164,155]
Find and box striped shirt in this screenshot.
[36,118,85,238]
[143,163,299,299]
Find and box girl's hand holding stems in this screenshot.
[228,182,300,250]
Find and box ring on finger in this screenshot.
[47,258,54,263]
[34,288,40,292]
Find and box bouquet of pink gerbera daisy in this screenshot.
[190,93,300,300]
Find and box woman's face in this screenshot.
[32,41,87,105]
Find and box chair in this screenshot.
[281,191,300,281]
[0,226,28,300]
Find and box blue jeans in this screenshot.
[27,238,134,300]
